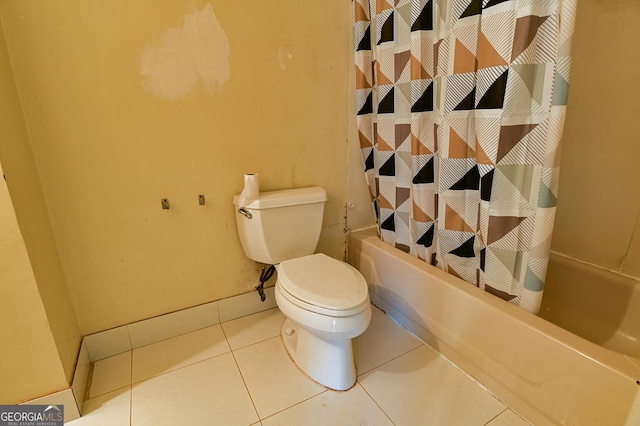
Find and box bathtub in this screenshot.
[347,228,640,426]
[540,252,640,359]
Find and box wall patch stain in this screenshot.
[278,47,294,71]
[140,4,230,101]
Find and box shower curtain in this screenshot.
[354,0,576,313]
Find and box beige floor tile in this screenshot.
[68,388,131,426]
[131,353,258,426]
[89,352,131,399]
[359,345,505,426]
[353,305,424,375]
[486,409,532,426]
[222,308,285,350]
[262,383,393,426]
[132,324,229,383]
[233,336,325,419]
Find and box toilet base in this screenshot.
[281,319,356,391]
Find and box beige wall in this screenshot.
[0,18,80,401]
[1,0,351,335]
[551,0,640,277]
[0,159,68,403]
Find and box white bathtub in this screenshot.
[348,228,640,426]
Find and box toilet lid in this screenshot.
[277,253,369,311]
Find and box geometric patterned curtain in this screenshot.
[353,0,577,313]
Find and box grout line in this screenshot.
[258,389,329,423]
[85,353,132,401]
[85,384,132,401]
[128,308,281,387]
[129,322,223,352]
[128,323,223,352]
[482,407,507,425]
[620,207,640,273]
[130,348,231,386]
[220,322,261,423]
[220,309,282,351]
[356,342,426,378]
[391,339,524,425]
[126,324,133,353]
[75,302,522,425]
[550,249,640,281]
[129,350,133,426]
[86,301,541,425]
[219,305,279,327]
[83,362,95,404]
[220,310,328,422]
[372,306,512,410]
[419,341,514,415]
[226,334,282,352]
[129,350,133,385]
[219,306,278,325]
[356,380,397,425]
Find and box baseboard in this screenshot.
[19,387,81,424]
[21,288,277,423]
[83,286,276,362]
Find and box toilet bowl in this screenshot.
[232,185,371,391]
[275,253,371,391]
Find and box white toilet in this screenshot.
[233,186,371,391]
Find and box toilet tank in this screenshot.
[232,187,327,265]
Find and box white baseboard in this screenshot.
[22,288,276,423]
[20,387,81,424]
[83,287,276,362]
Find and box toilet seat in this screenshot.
[277,253,369,317]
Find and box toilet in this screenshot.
[233,186,371,391]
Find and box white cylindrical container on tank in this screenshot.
[236,173,259,207]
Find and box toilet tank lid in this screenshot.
[233,187,326,209]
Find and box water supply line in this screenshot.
[256,264,275,302]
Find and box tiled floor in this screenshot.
[69,306,531,426]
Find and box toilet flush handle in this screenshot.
[238,207,253,219]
